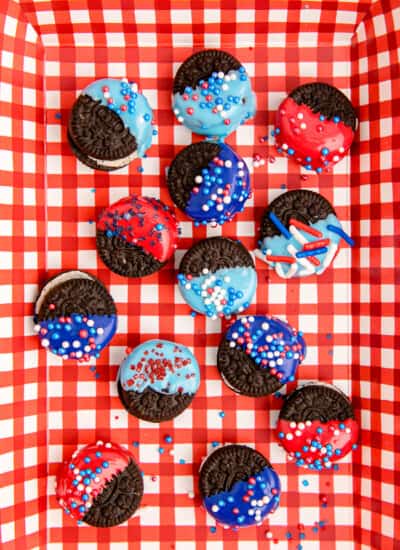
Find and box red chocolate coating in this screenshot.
[277,418,359,468]
[56,441,133,520]
[274,97,354,172]
[97,195,179,263]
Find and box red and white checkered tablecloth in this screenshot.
[0,1,399,549]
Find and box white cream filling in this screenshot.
[88,150,137,168]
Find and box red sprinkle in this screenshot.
[186,107,194,115]
[79,330,88,338]
[192,94,199,101]
[266,254,296,264]
[120,104,127,111]
[107,98,113,104]
[102,86,109,92]
[224,119,231,125]
[304,238,330,251]
[182,94,189,101]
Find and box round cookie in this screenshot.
[199,444,281,528]
[177,237,257,319]
[172,50,256,138]
[217,315,306,396]
[167,141,251,226]
[256,189,354,278]
[69,78,155,171]
[117,339,200,422]
[273,82,357,173]
[33,270,117,361]
[56,440,143,526]
[96,195,179,278]
[277,383,359,470]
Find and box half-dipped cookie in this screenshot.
[56,441,143,526]
[199,444,281,528]
[172,50,256,138]
[217,315,306,396]
[273,82,357,173]
[33,270,117,361]
[257,189,354,278]
[117,339,200,422]
[277,383,359,470]
[69,78,155,171]
[177,237,257,319]
[97,195,179,278]
[167,141,251,226]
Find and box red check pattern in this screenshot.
[0,1,398,549]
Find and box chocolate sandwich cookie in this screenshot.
[56,441,143,526]
[172,50,256,138]
[33,270,117,361]
[97,194,179,278]
[167,141,251,226]
[199,444,281,528]
[177,237,257,319]
[117,339,200,422]
[273,82,357,173]
[277,383,359,470]
[69,78,155,171]
[217,315,306,396]
[256,189,354,278]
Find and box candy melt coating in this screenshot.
[185,143,251,225]
[204,467,281,527]
[36,313,117,360]
[56,441,134,520]
[97,195,179,263]
[173,69,256,137]
[83,78,153,158]
[225,316,306,384]
[178,267,257,318]
[277,418,359,470]
[118,339,200,395]
[274,97,354,172]
[258,213,342,277]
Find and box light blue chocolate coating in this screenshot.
[185,143,250,226]
[118,339,200,395]
[177,267,257,318]
[204,466,281,528]
[83,78,153,158]
[172,68,256,138]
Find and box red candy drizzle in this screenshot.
[56,441,133,520]
[277,418,359,470]
[274,97,354,172]
[97,195,179,262]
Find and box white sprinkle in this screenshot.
[62,341,70,349]
[224,74,231,81]
[300,122,307,129]
[237,161,244,168]
[204,299,211,305]
[333,155,339,162]
[222,83,228,91]
[251,499,257,506]
[73,468,79,475]
[339,146,345,153]
[194,175,203,183]
[83,345,90,352]
[77,483,84,491]
[248,509,255,516]
[216,104,223,111]
[87,320,95,327]
[62,354,68,360]
[211,505,219,513]
[94,477,100,483]
[96,440,104,446]
[229,341,236,348]
[266,531,273,539]
[178,116,184,123]
[97,327,104,335]
[223,196,231,204]
[202,268,209,274]
[297,112,304,119]
[75,351,83,358]
[295,430,302,436]
[76,475,82,481]
[320,448,327,455]
[173,108,179,115]
[188,491,195,499]
[310,446,316,452]
[121,77,129,83]
[238,170,244,177]
[263,496,269,503]
[282,143,288,150]
[277,358,283,365]
[216,204,224,211]
[224,276,231,283]
[261,322,269,331]
[257,499,264,507]
[202,204,209,212]
[274,351,280,357]
[86,487,92,494]
[230,73,237,80]
[266,335,273,343]
[211,193,217,200]
[286,433,294,440]
[289,421,296,429]
[294,353,299,359]
[306,420,312,427]
[185,283,191,290]
[72,340,81,349]
[253,161,260,168]
[41,338,50,348]
[224,160,232,168]
[345,428,351,434]
[201,291,207,297]
[217,71,224,78]
[103,91,110,99]
[33,324,41,333]
[334,429,340,436]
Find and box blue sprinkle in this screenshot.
[299,533,306,540]
[102,461,109,468]
[55,112,62,119]
[319,115,325,121]
[69,464,75,470]
[278,432,285,439]
[79,506,86,513]
[152,129,158,136]
[70,501,77,508]
[72,479,78,486]
[132,441,139,447]
[316,167,323,174]
[287,148,295,155]
[82,494,89,502]
[143,113,151,121]
[302,480,309,487]
[333,115,340,123]
[286,532,292,539]
[159,447,164,454]
[274,127,280,135]
[83,478,91,486]
[164,435,173,444]
[190,311,197,317]
[179,458,186,464]
[137,166,144,173]
[219,411,225,418]
[84,457,91,464]
[321,147,329,156]
[210,526,216,533]
[312,526,319,533]
[211,441,219,448]
[95,451,102,458]
[317,427,323,434]
[269,211,291,239]
[352,443,358,450]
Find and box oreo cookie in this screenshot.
[33,270,117,361]
[199,444,281,528]
[172,50,256,138]
[117,339,200,422]
[177,237,257,319]
[69,78,154,171]
[56,441,143,526]
[167,141,251,226]
[96,195,179,278]
[256,189,354,278]
[277,383,359,470]
[217,315,306,396]
[273,82,357,173]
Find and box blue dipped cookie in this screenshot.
[34,271,117,361]
[117,339,200,422]
[167,141,251,226]
[69,78,155,171]
[177,237,257,319]
[172,50,256,138]
[217,315,306,396]
[199,445,281,528]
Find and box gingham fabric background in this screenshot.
[0,1,398,549]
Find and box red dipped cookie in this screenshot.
[276,383,359,471]
[96,194,179,277]
[273,83,357,173]
[56,441,143,527]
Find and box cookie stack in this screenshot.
[36,50,359,529]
